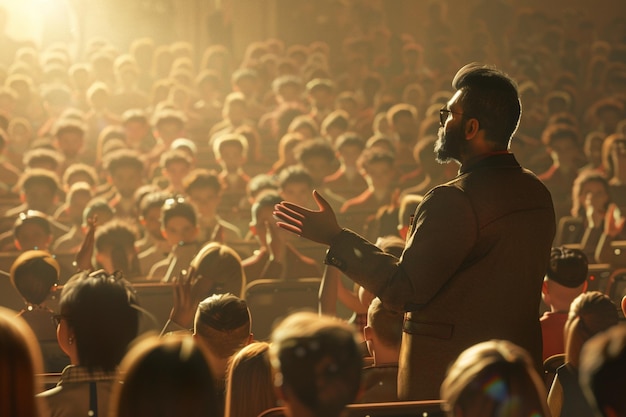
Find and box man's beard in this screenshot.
[435,124,464,164]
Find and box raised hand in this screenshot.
[75,215,97,272]
[169,268,196,329]
[273,190,343,245]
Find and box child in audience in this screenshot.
[94,220,141,279]
[10,250,69,372]
[541,246,589,360]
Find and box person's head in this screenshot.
[542,247,589,313]
[122,109,150,144]
[288,115,319,139]
[194,293,252,363]
[437,63,521,164]
[440,340,550,417]
[363,298,403,365]
[65,182,93,225]
[307,78,335,110]
[139,192,170,241]
[564,291,619,368]
[183,169,222,218]
[387,104,419,144]
[212,133,248,173]
[270,312,363,417]
[94,220,139,277]
[250,192,285,247]
[56,270,140,370]
[160,196,198,246]
[583,131,605,169]
[82,199,115,229]
[541,124,584,170]
[23,148,63,172]
[152,109,186,144]
[112,335,219,417]
[294,138,337,186]
[187,242,246,301]
[62,163,98,190]
[13,210,53,251]
[0,306,44,417]
[10,250,60,306]
[222,92,248,125]
[53,118,86,160]
[104,149,144,199]
[579,324,626,417]
[571,171,611,218]
[18,168,60,213]
[247,174,279,203]
[335,133,365,167]
[278,166,315,209]
[603,134,626,179]
[359,148,396,191]
[321,110,349,141]
[225,342,278,417]
[160,149,192,193]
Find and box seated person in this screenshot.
[54,199,115,254]
[10,250,69,372]
[323,132,368,202]
[541,246,588,361]
[213,133,251,219]
[94,220,141,280]
[547,291,619,417]
[193,294,252,415]
[103,149,146,221]
[0,210,55,252]
[38,270,140,417]
[183,169,241,245]
[137,192,172,274]
[155,148,192,194]
[441,340,550,417]
[579,324,626,417]
[358,297,403,403]
[51,182,93,252]
[148,196,202,282]
[242,192,320,282]
[269,312,362,417]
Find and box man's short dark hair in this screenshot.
[18,169,61,194]
[104,149,144,175]
[335,133,365,151]
[278,166,314,190]
[251,192,283,225]
[183,169,222,194]
[10,250,60,305]
[194,293,251,358]
[60,270,139,371]
[161,196,196,227]
[546,247,588,288]
[270,312,362,417]
[294,138,335,165]
[13,210,52,238]
[452,63,521,147]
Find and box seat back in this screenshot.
[245,278,321,341]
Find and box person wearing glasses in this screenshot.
[274,63,556,400]
[38,270,140,417]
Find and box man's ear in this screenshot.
[14,238,22,251]
[541,280,549,295]
[363,325,373,342]
[465,118,480,139]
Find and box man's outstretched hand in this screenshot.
[273,190,343,245]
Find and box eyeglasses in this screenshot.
[439,108,467,126]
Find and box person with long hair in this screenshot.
[0,306,45,417]
[111,335,219,417]
[225,342,277,417]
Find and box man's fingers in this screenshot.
[313,190,333,211]
[276,221,303,235]
[273,209,303,226]
[277,201,310,217]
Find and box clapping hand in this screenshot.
[75,215,97,271]
[169,268,196,329]
[273,190,343,245]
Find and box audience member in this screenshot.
[547,291,619,417]
[270,312,363,417]
[441,340,550,417]
[0,306,45,417]
[541,246,588,360]
[579,324,626,417]
[225,342,278,417]
[10,250,68,372]
[358,297,403,403]
[38,270,140,417]
[111,335,219,417]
